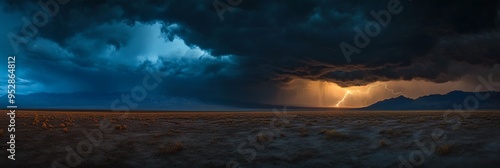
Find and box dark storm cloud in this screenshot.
[2,0,500,101]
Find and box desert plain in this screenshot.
[0,110,499,168]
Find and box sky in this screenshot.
[0,0,499,108]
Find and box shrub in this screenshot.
[156,142,184,155]
[379,128,394,135]
[299,127,308,137]
[256,131,275,143]
[378,140,387,148]
[323,129,347,139]
[115,124,123,130]
[436,144,452,156]
[319,129,327,134]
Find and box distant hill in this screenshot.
[0,92,238,111]
[0,92,317,111]
[365,91,500,110]
[4,91,499,111]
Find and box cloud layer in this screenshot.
[1,0,499,105]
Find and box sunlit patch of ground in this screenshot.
[1,110,499,167]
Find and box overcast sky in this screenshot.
[1,0,499,108]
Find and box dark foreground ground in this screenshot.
[0,110,499,168]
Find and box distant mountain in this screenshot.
[0,92,340,111]
[366,91,500,110]
[5,91,498,111]
[0,92,241,111]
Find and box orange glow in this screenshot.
[272,78,480,108]
[335,90,352,107]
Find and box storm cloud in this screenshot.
[1,0,499,104]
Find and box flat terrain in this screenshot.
[0,110,499,167]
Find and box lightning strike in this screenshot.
[383,84,402,95]
[334,83,403,108]
[335,90,352,107]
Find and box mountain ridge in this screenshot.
[365,90,500,110]
[3,91,500,111]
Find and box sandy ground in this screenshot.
[0,110,499,168]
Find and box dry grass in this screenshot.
[8,110,499,167]
[379,128,409,138]
[378,140,387,148]
[321,129,347,139]
[379,128,395,135]
[115,124,127,130]
[169,129,181,133]
[269,117,292,128]
[256,132,275,143]
[155,142,184,155]
[436,144,452,156]
[32,113,40,126]
[299,127,309,137]
[319,129,327,134]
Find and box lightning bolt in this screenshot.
[383,84,402,95]
[335,90,352,107]
[334,83,402,108]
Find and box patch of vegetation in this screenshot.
[256,131,275,143]
[115,124,127,130]
[155,142,184,155]
[378,140,387,148]
[436,144,452,156]
[320,129,347,139]
[299,127,309,137]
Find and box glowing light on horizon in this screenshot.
[335,90,352,107]
[276,78,471,108]
[383,84,402,95]
[334,83,402,108]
